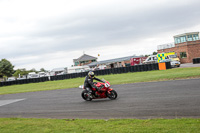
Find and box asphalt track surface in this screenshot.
[0,78,200,119]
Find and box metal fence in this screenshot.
[0,62,171,87]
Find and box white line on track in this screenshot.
[0,99,25,107]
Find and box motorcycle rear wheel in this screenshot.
[107,90,118,100]
[81,90,92,101]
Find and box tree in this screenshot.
[153,51,157,55]
[0,59,14,77]
[13,69,29,77]
[30,68,37,72]
[40,68,46,72]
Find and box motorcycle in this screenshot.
[80,80,118,101]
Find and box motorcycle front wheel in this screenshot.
[107,90,118,100]
[81,90,92,101]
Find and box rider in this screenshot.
[84,71,105,98]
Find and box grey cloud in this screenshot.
[1,0,200,60]
[35,1,200,39]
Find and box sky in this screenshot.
[0,0,200,71]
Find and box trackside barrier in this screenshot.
[0,63,171,87]
[165,62,171,69]
[158,63,166,70]
[0,77,49,87]
[193,58,200,64]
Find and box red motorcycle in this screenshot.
[81,80,118,101]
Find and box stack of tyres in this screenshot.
[193,58,200,64]
[116,67,120,74]
[141,65,145,71]
[140,65,144,71]
[193,58,197,64]
[114,68,118,74]
[0,82,3,87]
[66,74,70,79]
[127,66,131,72]
[111,68,114,74]
[133,65,137,72]
[198,58,200,63]
[155,63,159,70]
[192,58,200,64]
[147,64,152,71]
[83,72,88,77]
[124,67,128,73]
[136,65,141,72]
[99,70,103,75]
[77,73,81,78]
[18,80,22,84]
[165,62,171,69]
[95,70,100,76]
[104,69,108,75]
[117,67,121,74]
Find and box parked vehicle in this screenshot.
[144,52,181,66]
[17,77,26,80]
[166,52,180,62]
[57,71,66,75]
[38,72,46,77]
[27,72,39,79]
[80,79,118,101]
[17,76,26,80]
[157,52,180,62]
[130,57,147,66]
[159,59,180,67]
[7,77,16,81]
[143,55,157,64]
[51,67,68,76]
[68,65,90,73]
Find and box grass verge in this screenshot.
[0,118,199,133]
[0,67,200,95]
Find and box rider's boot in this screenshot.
[95,91,100,97]
[86,88,93,98]
[88,92,93,98]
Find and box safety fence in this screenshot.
[0,62,171,87]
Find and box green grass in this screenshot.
[0,67,200,95]
[0,118,199,133]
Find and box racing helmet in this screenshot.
[88,71,95,78]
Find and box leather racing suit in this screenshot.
[84,75,104,95]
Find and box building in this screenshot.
[73,54,97,66]
[88,55,139,69]
[157,32,200,63]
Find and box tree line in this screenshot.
[0,59,47,81]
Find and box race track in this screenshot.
[0,78,200,119]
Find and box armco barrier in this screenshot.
[0,63,171,87]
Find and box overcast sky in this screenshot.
[1,0,200,70]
